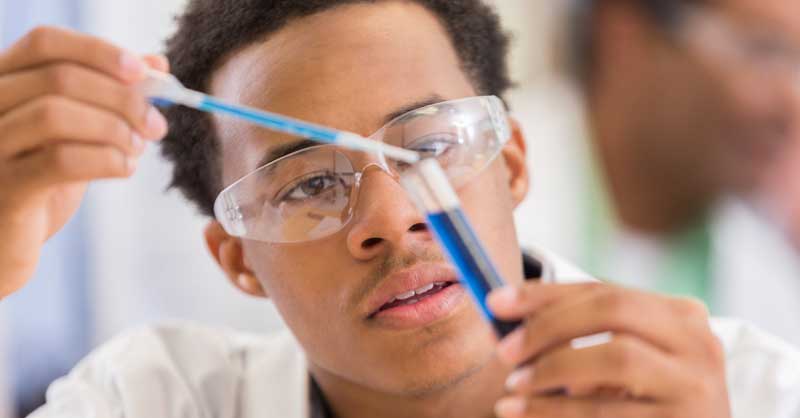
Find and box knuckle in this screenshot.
[609,337,638,373]
[526,315,552,342]
[118,90,147,124]
[47,146,74,172]
[672,297,709,320]
[34,97,68,132]
[104,118,131,145]
[535,355,561,380]
[598,290,630,321]
[686,375,715,400]
[44,64,76,94]
[103,148,128,176]
[25,26,57,57]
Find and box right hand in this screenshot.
[0,26,169,299]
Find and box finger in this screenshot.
[0,64,167,139]
[142,54,169,73]
[0,26,145,83]
[505,334,682,401]
[496,288,694,365]
[0,96,143,159]
[487,281,604,319]
[8,143,135,190]
[494,396,661,418]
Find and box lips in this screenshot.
[376,281,455,312]
[364,263,466,329]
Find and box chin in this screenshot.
[392,355,490,398]
[371,312,497,396]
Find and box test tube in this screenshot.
[401,158,521,337]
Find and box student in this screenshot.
[0,1,797,417]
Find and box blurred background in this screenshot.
[1,0,799,417]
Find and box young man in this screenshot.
[0,1,798,417]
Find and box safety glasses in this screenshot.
[213,95,511,243]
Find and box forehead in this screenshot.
[209,1,476,185]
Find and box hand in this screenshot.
[0,26,169,298]
[487,282,731,418]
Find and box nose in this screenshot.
[345,167,431,261]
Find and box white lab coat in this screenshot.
[28,250,800,418]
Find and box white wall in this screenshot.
[80,0,285,343]
[487,0,564,85]
[81,0,186,53]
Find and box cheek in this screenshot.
[243,240,355,340]
[456,162,524,284]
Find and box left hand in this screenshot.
[486,282,732,418]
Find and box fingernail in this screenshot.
[120,51,145,81]
[238,273,248,287]
[126,157,138,174]
[505,367,534,391]
[131,134,144,153]
[495,397,527,418]
[154,54,169,70]
[145,107,168,138]
[497,328,525,363]
[488,286,519,308]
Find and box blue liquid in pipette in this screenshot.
[148,94,338,142]
[197,96,340,143]
[426,208,521,337]
[150,98,173,108]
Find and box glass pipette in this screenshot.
[138,69,420,165]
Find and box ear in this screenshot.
[500,117,530,208]
[204,221,268,298]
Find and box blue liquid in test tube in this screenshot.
[402,159,521,337]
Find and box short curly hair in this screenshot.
[160,0,512,217]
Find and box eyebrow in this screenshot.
[257,138,319,169]
[382,95,445,125]
[256,95,446,168]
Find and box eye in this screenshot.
[277,172,341,202]
[732,29,797,67]
[406,133,459,158]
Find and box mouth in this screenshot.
[366,264,466,330]
[376,281,457,311]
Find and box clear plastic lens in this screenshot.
[214,95,510,243]
[216,148,356,243]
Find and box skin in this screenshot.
[761,137,800,249]
[587,0,800,234]
[0,2,731,418]
[0,26,168,297]
[205,4,526,417]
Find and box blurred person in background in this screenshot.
[515,0,800,346]
[760,137,800,250]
